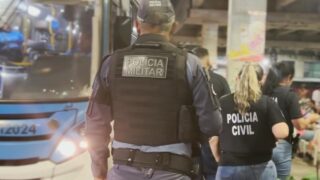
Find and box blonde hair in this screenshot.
[234,63,264,115]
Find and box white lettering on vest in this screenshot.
[157,60,164,67]
[227,112,258,124]
[232,125,255,136]
[226,112,258,136]
[122,55,168,79]
[232,126,238,136]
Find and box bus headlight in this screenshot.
[51,138,88,164]
[56,139,77,157]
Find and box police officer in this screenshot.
[211,63,289,180]
[192,47,230,180]
[263,62,320,180]
[85,0,222,180]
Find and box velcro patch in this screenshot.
[122,55,168,79]
[149,0,162,7]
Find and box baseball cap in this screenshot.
[137,0,175,25]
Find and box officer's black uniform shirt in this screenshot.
[219,94,286,166]
[208,70,231,98]
[270,86,302,140]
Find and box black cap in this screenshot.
[137,0,175,25]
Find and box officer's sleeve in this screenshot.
[266,97,286,127]
[85,57,112,178]
[187,54,222,138]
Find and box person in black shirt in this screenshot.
[192,47,231,98]
[263,61,320,180]
[192,47,231,179]
[211,63,288,180]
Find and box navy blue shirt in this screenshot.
[86,34,222,177]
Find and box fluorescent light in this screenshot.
[28,6,41,17]
[12,26,19,30]
[45,15,54,22]
[18,3,27,11]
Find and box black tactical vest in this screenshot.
[108,35,195,146]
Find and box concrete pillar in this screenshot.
[202,24,219,68]
[226,0,267,89]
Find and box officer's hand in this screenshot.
[209,136,220,162]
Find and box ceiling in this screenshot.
[173,0,320,55]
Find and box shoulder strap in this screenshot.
[202,68,220,111]
[176,50,193,105]
[204,68,212,82]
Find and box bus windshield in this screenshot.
[0,0,93,101]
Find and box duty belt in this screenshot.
[112,148,194,177]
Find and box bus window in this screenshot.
[0,1,94,100]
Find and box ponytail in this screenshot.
[234,63,264,115]
[262,61,295,95]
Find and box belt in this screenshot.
[112,148,194,177]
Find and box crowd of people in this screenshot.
[85,0,320,179]
[295,84,320,159]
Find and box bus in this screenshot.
[0,0,136,179]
